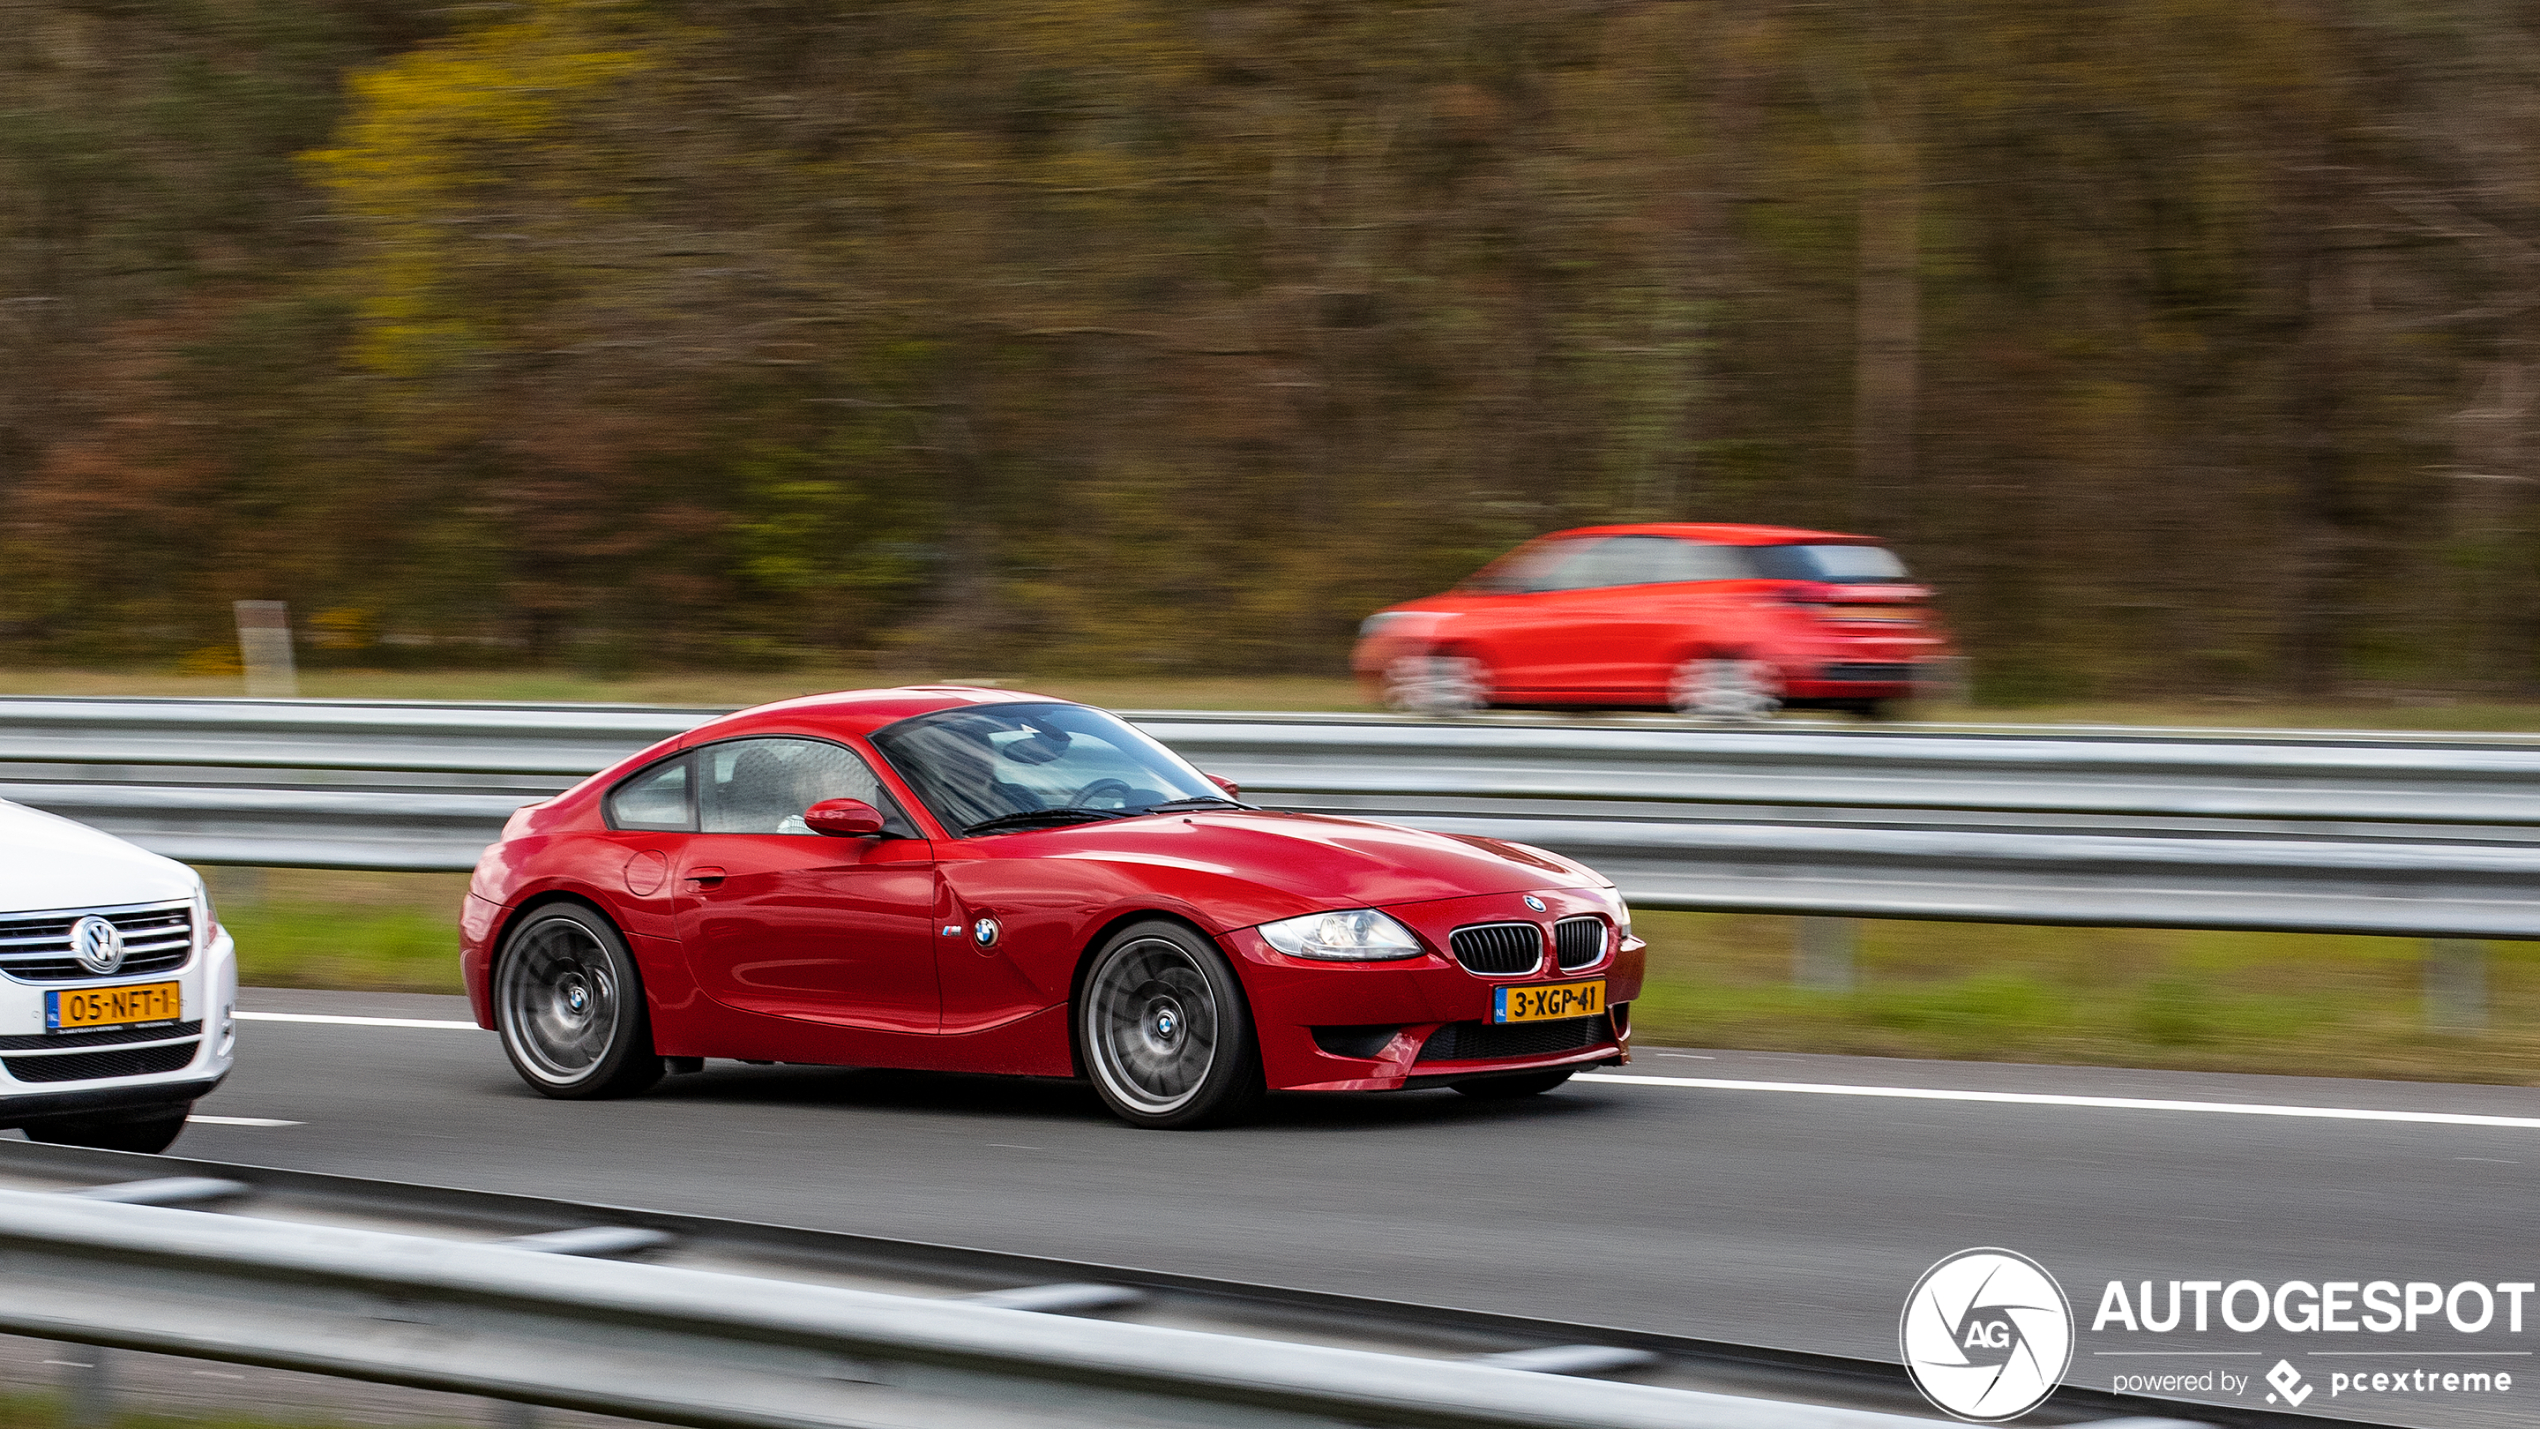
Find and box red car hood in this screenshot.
[999,809,1605,922]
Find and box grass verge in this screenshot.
[200,869,2540,1084]
[19,665,2540,730]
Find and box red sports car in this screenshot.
[460,687,1640,1128]
[1351,522,1953,718]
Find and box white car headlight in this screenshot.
[192,878,217,953]
[1258,909,1424,961]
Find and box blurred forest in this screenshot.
[7,0,2540,700]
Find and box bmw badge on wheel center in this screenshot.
[1901,1247,2075,1422]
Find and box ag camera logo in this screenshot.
[1902,1248,2074,1421]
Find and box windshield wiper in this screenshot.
[962,807,1134,838]
[1134,795,1254,813]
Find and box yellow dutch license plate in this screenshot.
[47,981,182,1033]
[1492,979,1605,1025]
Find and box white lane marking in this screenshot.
[235,1012,479,1030]
[1573,1073,2540,1129]
[186,1115,301,1128]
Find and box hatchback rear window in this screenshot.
[1748,543,1909,583]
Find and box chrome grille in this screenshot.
[0,902,194,983]
[1448,922,1541,975]
[1552,917,1607,970]
[0,1020,200,1052]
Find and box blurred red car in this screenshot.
[1352,522,1952,718]
[461,687,1640,1128]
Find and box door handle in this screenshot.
[684,866,726,887]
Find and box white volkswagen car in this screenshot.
[0,800,237,1153]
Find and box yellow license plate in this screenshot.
[1831,605,1915,623]
[1492,979,1605,1024]
[47,981,182,1033]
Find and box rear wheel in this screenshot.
[1382,652,1491,715]
[19,1105,191,1154]
[1079,920,1263,1129]
[495,904,663,1100]
[1453,1070,1574,1100]
[1668,655,1780,721]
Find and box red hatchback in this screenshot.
[1352,523,1952,718]
[460,687,1640,1128]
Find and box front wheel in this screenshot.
[1382,653,1491,716]
[20,1105,191,1154]
[495,904,663,1100]
[1079,920,1263,1129]
[1453,1070,1573,1100]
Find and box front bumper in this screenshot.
[1228,887,1644,1093]
[0,925,238,1124]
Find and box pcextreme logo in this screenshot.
[1900,1248,2075,1422]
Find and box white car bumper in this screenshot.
[0,916,235,1129]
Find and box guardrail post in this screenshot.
[2425,939,2488,1031]
[232,600,298,698]
[1795,917,1857,992]
[56,1344,112,1428]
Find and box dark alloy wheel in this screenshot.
[20,1104,192,1153]
[495,903,664,1100]
[1453,1069,1574,1100]
[1079,920,1264,1129]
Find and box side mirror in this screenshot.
[1207,774,1241,799]
[803,798,888,837]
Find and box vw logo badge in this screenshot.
[1522,895,1546,912]
[70,915,126,976]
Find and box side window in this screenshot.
[1609,536,1748,584]
[1533,538,1629,591]
[608,756,694,832]
[698,738,913,837]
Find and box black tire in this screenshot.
[1452,1069,1574,1100]
[494,903,664,1100]
[1078,919,1264,1129]
[21,1104,192,1154]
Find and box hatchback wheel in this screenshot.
[1382,653,1491,715]
[1079,920,1263,1129]
[1669,656,1780,721]
[495,904,663,1100]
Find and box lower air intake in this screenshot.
[1417,1016,1609,1063]
[4,1042,198,1084]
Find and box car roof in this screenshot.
[1528,522,1880,546]
[687,685,1071,741]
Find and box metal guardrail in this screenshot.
[0,1142,2383,1429]
[6,695,2540,936]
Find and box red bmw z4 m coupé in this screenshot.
[461,687,1640,1127]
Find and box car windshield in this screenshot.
[1747,543,1910,584]
[870,703,1227,836]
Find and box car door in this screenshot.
[1486,537,1627,693]
[1571,536,1753,693]
[674,736,941,1034]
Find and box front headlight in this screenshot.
[192,878,217,953]
[1257,909,1425,961]
[1596,885,1632,943]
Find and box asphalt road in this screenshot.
[54,988,2540,1427]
